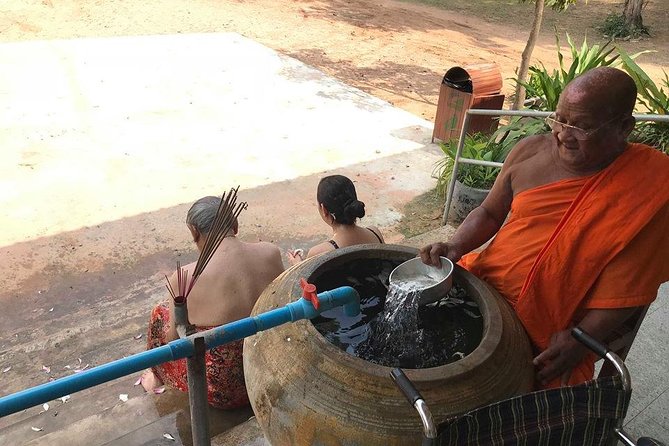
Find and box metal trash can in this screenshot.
[432,63,505,142]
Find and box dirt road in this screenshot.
[2,0,668,122]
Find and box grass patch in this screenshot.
[396,188,445,238]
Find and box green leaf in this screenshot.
[518,30,625,113]
[618,47,668,115]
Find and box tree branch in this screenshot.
[513,0,546,110]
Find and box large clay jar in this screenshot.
[244,245,533,446]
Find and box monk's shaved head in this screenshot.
[552,67,638,172]
[563,67,637,118]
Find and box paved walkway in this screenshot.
[0,32,435,248]
[622,282,669,440]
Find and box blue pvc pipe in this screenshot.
[0,286,359,418]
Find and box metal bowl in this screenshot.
[388,256,454,306]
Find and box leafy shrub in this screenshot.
[492,116,549,152]
[433,128,522,194]
[518,32,620,111]
[433,134,504,193]
[433,118,549,195]
[619,49,669,116]
[618,48,669,154]
[599,13,649,40]
[631,122,669,154]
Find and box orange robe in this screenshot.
[461,143,669,388]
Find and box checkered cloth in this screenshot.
[437,376,629,446]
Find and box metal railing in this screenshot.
[0,286,361,446]
[442,109,669,224]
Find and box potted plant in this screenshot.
[433,118,547,224]
[433,132,505,224]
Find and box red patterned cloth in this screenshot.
[146,302,249,409]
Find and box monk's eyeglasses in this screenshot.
[544,114,620,141]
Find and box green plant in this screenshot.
[631,123,669,154]
[599,13,649,40]
[618,48,669,154]
[618,49,669,116]
[517,32,620,111]
[433,133,507,194]
[492,116,549,153]
[433,118,549,195]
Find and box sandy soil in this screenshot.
[2,0,666,273]
[1,0,668,123]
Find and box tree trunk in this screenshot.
[623,0,645,29]
[512,0,545,110]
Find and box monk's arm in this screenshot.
[420,139,525,265]
[577,307,639,344]
[443,205,507,260]
[534,306,639,385]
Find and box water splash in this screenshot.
[312,259,483,369]
[367,281,424,363]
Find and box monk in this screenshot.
[420,67,669,389]
[142,196,285,408]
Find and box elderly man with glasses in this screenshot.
[420,67,669,389]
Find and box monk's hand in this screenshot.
[533,329,588,386]
[419,242,461,267]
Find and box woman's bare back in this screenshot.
[181,237,284,328]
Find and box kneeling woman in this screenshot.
[142,196,284,409]
[288,174,384,265]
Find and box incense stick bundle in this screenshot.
[165,261,190,304]
[165,187,248,303]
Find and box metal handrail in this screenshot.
[442,109,669,224]
[0,286,360,445]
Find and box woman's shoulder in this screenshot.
[365,225,384,243]
[254,240,281,252]
[240,239,279,253]
[307,241,336,258]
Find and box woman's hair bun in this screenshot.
[317,175,365,225]
[343,199,366,220]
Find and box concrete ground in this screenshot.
[622,282,669,440]
[0,32,667,444]
[0,31,441,324]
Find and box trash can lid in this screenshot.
[443,63,502,96]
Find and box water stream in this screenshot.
[312,258,483,368]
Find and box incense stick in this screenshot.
[165,187,247,303]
